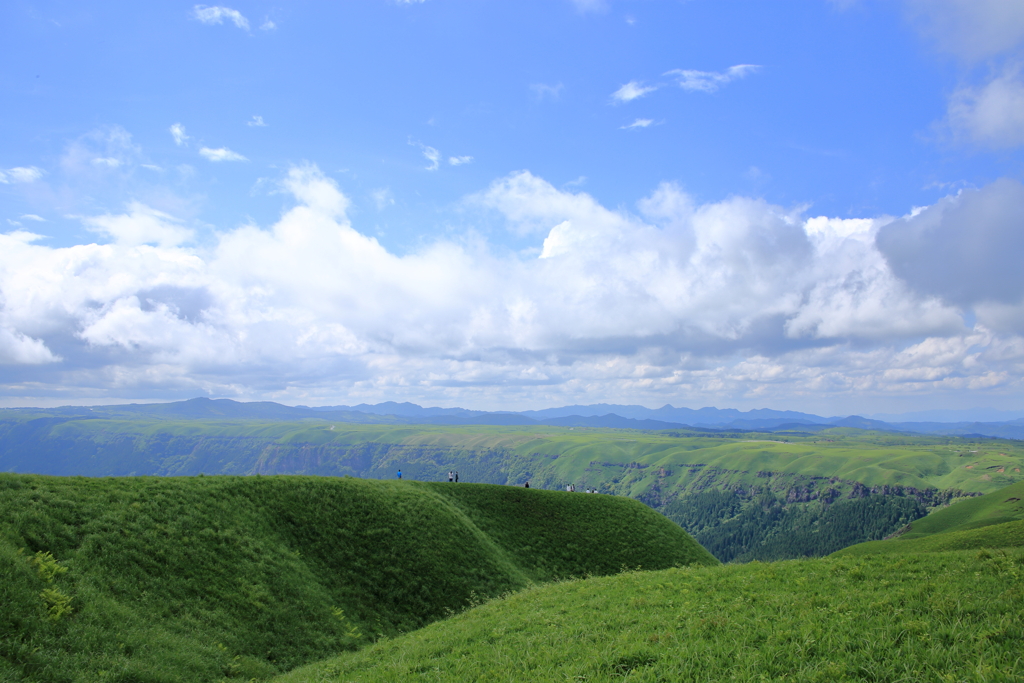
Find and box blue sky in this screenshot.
[2,0,1024,416]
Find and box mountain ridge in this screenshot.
[7,397,1024,439]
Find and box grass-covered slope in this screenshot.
[833,480,1024,558]
[277,550,1024,683]
[835,519,1024,557]
[897,479,1024,538]
[0,475,712,682]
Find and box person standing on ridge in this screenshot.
[448,471,453,482]
[397,469,402,479]
[455,471,459,483]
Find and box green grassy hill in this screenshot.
[896,479,1024,538]
[276,549,1024,683]
[0,474,712,682]
[834,519,1024,557]
[833,480,1024,558]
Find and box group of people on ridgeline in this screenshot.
[392,470,596,493]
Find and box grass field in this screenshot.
[0,475,711,682]
[277,549,1024,683]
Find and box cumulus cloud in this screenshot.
[449,155,473,166]
[2,165,1022,409]
[192,5,250,31]
[246,115,267,127]
[877,178,1024,311]
[665,64,761,92]
[199,146,247,162]
[611,81,658,103]
[82,201,196,248]
[0,167,44,184]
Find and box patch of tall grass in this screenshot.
[278,549,1024,682]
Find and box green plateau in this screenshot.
[0,474,712,682]
[4,414,1024,561]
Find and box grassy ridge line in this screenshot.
[0,475,710,682]
[276,550,1024,683]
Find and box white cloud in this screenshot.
[611,81,658,103]
[449,155,473,166]
[260,20,276,31]
[3,165,1023,410]
[170,123,189,146]
[192,5,250,31]
[246,115,267,127]
[82,201,195,248]
[20,214,45,222]
[410,141,441,171]
[0,326,59,365]
[906,0,1024,62]
[370,188,395,210]
[621,118,654,130]
[0,167,44,184]
[569,0,608,12]
[61,126,141,177]
[907,1,1024,148]
[947,65,1024,148]
[665,64,761,92]
[530,83,564,100]
[199,147,248,162]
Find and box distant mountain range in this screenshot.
[6,397,1024,440]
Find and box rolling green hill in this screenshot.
[276,549,1024,683]
[4,415,1024,561]
[896,479,1024,538]
[833,480,1024,558]
[0,474,712,682]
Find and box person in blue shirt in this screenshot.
[397,469,402,479]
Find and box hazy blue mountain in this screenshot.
[6,398,1024,438]
[868,408,1024,423]
[518,403,831,426]
[312,401,491,418]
